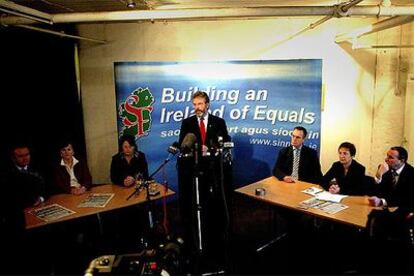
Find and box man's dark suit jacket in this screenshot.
[273,145,322,184]
[378,163,414,213]
[321,159,366,195]
[178,114,230,150]
[6,163,46,206]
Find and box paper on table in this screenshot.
[31,203,75,222]
[315,191,348,203]
[319,202,349,214]
[302,187,323,196]
[78,193,115,208]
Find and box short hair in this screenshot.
[293,126,307,138]
[192,91,210,104]
[391,146,408,162]
[119,134,137,152]
[57,140,74,151]
[9,141,31,156]
[338,142,356,157]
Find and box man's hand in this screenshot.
[33,197,43,206]
[283,176,295,183]
[368,196,382,207]
[376,162,389,180]
[71,186,87,195]
[124,176,135,187]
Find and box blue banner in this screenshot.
[114,60,322,193]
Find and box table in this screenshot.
[25,183,175,229]
[235,176,374,228]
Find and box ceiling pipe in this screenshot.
[0,7,52,24]
[353,44,414,49]
[276,0,365,47]
[0,0,52,23]
[1,5,414,25]
[13,24,107,43]
[335,15,414,43]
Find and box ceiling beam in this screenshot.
[1,5,414,25]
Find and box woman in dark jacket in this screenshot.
[110,134,149,187]
[321,142,366,195]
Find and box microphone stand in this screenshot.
[217,141,231,273]
[193,142,203,254]
[192,141,204,276]
[125,150,177,249]
[126,151,175,201]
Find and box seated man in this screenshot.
[7,142,46,206]
[273,126,322,184]
[366,146,414,273]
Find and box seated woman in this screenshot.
[321,142,366,195]
[53,141,92,195]
[110,134,149,187]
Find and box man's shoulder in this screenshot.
[208,114,225,122]
[182,115,197,124]
[279,146,291,154]
[403,163,414,174]
[302,145,317,154]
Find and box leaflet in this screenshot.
[78,193,115,208]
[31,203,75,222]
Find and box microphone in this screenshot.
[217,136,224,148]
[168,142,180,155]
[181,133,197,154]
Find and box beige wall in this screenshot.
[77,18,412,184]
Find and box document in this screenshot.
[78,193,115,208]
[31,203,75,222]
[298,197,326,209]
[319,202,349,214]
[315,191,348,203]
[298,197,349,214]
[302,187,324,196]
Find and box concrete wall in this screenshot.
[77,18,412,184]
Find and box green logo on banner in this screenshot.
[119,87,154,138]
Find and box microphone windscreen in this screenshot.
[181,133,197,153]
[168,141,180,154]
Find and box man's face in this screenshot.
[385,149,404,170]
[192,96,209,118]
[291,129,305,148]
[13,147,31,167]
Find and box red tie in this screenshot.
[199,117,206,145]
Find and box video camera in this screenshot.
[84,236,184,276]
